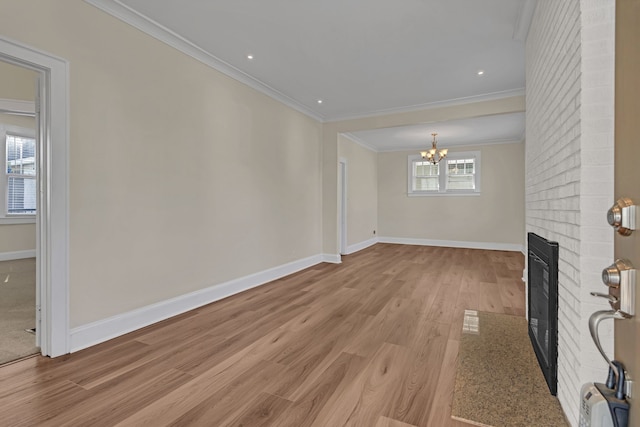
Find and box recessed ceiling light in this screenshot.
[477,70,484,75]
[247,54,254,60]
[317,99,323,104]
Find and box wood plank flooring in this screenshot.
[0,244,525,427]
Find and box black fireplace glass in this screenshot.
[527,232,558,396]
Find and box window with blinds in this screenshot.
[408,151,480,196]
[412,161,439,191]
[446,158,476,190]
[6,134,36,214]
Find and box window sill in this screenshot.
[0,217,36,225]
[407,191,481,197]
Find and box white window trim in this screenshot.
[407,150,481,196]
[0,123,36,224]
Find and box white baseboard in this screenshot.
[378,236,524,252]
[0,249,36,261]
[345,237,378,255]
[322,253,342,264]
[69,253,325,352]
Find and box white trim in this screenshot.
[70,253,329,352]
[345,237,378,255]
[322,253,342,264]
[408,151,481,196]
[84,1,526,124]
[376,138,524,153]
[83,0,323,123]
[0,217,36,224]
[407,192,481,198]
[324,88,526,122]
[378,236,524,252]
[0,35,71,358]
[1,125,37,219]
[338,158,347,255]
[341,133,378,152]
[0,98,35,116]
[0,249,36,261]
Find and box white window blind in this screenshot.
[6,134,36,214]
[412,160,439,191]
[446,158,476,190]
[408,151,481,196]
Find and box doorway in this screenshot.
[0,60,39,364]
[0,36,70,358]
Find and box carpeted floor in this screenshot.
[0,258,39,365]
[452,310,568,427]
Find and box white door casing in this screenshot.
[0,36,70,357]
[339,158,347,255]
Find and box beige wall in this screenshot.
[0,0,323,327]
[0,60,36,100]
[0,113,35,129]
[323,96,526,255]
[338,134,377,248]
[378,142,525,246]
[0,60,37,256]
[0,224,35,253]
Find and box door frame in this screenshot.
[0,36,70,357]
[339,158,347,255]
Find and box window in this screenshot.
[412,161,439,191]
[408,151,481,196]
[447,158,476,190]
[6,134,36,214]
[0,124,36,222]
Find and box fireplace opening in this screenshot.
[527,232,559,396]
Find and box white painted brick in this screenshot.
[581,242,613,257]
[581,149,614,167]
[581,195,614,211]
[581,226,613,242]
[582,365,610,385]
[526,1,614,424]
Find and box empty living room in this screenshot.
[1,1,636,426]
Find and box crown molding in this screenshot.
[376,137,524,153]
[84,0,324,122]
[324,88,526,123]
[84,1,526,125]
[341,133,378,152]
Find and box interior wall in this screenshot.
[377,142,524,248]
[323,96,526,255]
[0,113,34,129]
[0,224,35,253]
[0,61,37,257]
[0,60,36,100]
[526,1,615,424]
[337,134,378,251]
[0,0,323,328]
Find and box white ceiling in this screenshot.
[346,112,525,152]
[89,0,532,149]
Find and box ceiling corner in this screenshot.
[513,0,538,42]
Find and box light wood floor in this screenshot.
[0,244,525,427]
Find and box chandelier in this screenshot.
[420,133,448,164]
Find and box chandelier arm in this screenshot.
[421,132,446,164]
